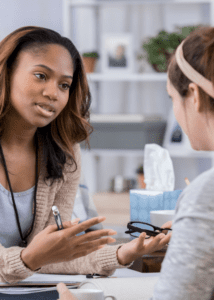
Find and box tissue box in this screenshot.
[130,189,182,224]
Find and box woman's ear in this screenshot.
[188,83,202,112]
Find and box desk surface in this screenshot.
[114,268,159,278]
[0,268,160,299]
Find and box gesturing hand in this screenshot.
[21,216,116,271]
[117,220,172,265]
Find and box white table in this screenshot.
[0,269,160,299]
[79,269,160,300]
[113,268,159,278]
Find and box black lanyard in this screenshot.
[0,137,38,248]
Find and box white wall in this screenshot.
[0,0,62,40]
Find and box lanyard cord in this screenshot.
[0,136,38,247]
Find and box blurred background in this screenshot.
[1,0,214,231]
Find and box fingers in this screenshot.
[75,238,116,258]
[78,236,116,251]
[161,220,172,229]
[60,219,81,230]
[57,282,76,300]
[71,237,116,259]
[61,219,81,229]
[161,221,172,235]
[70,218,80,225]
[45,216,106,236]
[73,217,106,234]
[160,232,172,245]
[62,217,107,237]
[44,224,58,233]
[138,232,146,244]
[44,219,81,234]
[75,229,117,244]
[154,232,171,248]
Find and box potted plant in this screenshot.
[82,51,99,73]
[142,26,199,72]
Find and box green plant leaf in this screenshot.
[82,51,99,58]
[141,25,200,72]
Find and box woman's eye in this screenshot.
[35,73,46,80]
[61,83,71,90]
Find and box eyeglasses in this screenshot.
[125,221,172,239]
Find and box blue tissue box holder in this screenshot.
[130,189,182,223]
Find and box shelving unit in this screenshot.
[63,0,214,193]
[86,148,214,159]
[87,72,168,82]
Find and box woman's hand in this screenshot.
[57,283,76,300]
[21,217,116,271]
[117,220,172,265]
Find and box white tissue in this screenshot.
[144,144,175,191]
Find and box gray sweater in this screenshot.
[151,167,214,300]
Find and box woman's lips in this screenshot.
[35,103,55,117]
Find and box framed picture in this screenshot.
[163,108,192,152]
[101,33,134,73]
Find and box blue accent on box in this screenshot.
[130,190,182,223]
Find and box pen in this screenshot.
[52,206,64,230]
[86,274,107,278]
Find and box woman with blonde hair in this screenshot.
[0,26,170,283]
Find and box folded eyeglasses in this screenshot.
[125,221,172,239]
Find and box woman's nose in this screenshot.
[42,82,58,100]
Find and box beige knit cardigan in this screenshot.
[0,144,125,283]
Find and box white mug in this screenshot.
[69,288,116,300]
[150,210,175,227]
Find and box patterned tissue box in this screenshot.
[130,189,182,223]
